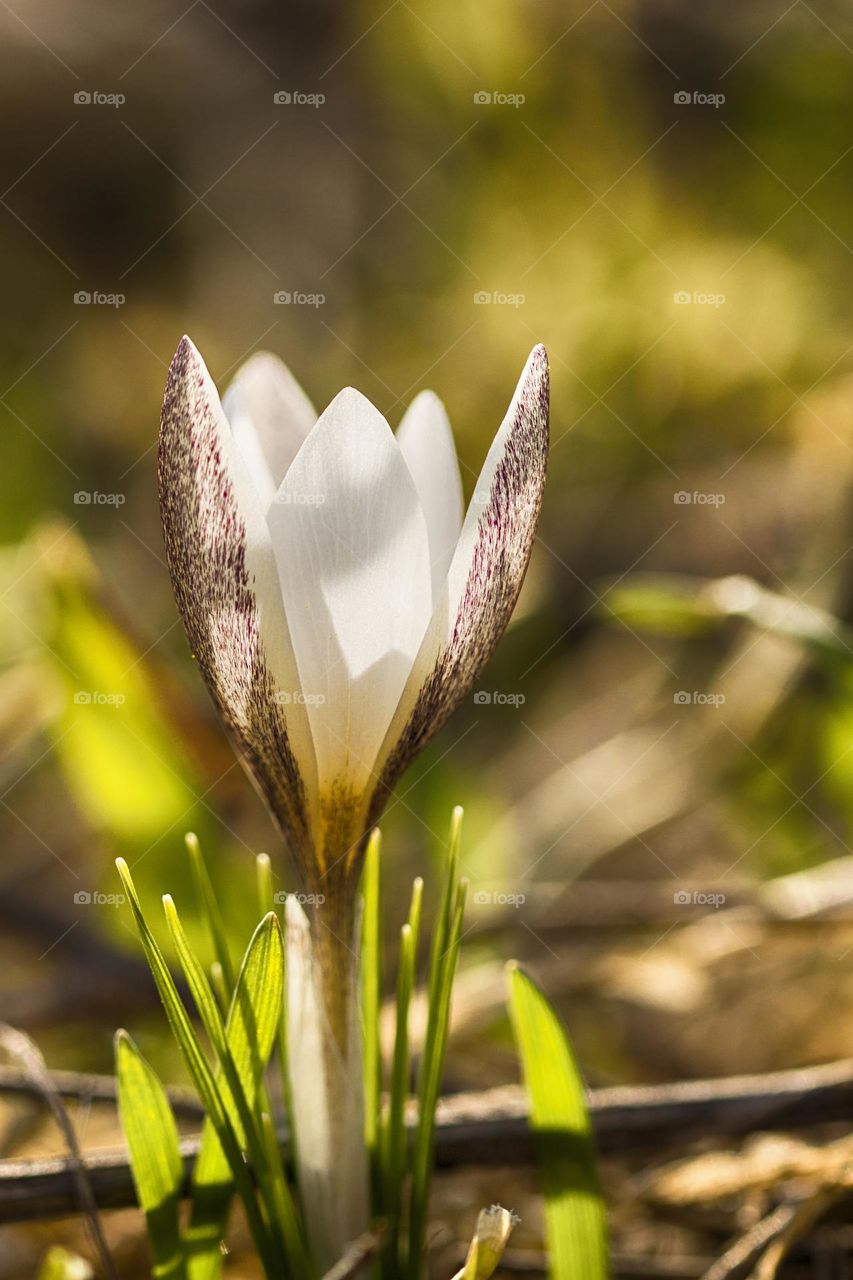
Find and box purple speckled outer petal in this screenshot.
[368,345,549,822]
[158,336,318,871]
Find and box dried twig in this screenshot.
[319,1229,384,1279]
[3,1058,853,1222]
[749,1186,850,1280]
[699,1204,801,1280]
[0,1024,117,1279]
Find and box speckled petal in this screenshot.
[370,345,549,818]
[158,336,318,862]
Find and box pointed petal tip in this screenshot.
[230,348,290,381]
[516,344,550,447]
[524,342,549,384]
[322,385,381,416]
[160,338,220,453]
[166,334,209,395]
[237,347,277,366]
[301,385,392,445]
[173,332,198,365]
[404,387,444,413]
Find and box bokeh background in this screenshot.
[3,0,853,1274]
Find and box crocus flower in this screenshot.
[158,336,549,1265]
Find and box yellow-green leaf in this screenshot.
[115,1030,186,1280]
[507,964,608,1280]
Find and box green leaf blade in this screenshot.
[408,810,466,1279]
[115,1030,187,1280]
[115,859,281,1279]
[185,833,235,997]
[361,828,383,1211]
[187,910,288,1280]
[507,964,608,1280]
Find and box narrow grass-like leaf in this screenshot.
[408,812,467,1279]
[422,807,462,1037]
[507,964,608,1280]
[381,877,422,1274]
[361,828,382,1208]
[162,896,292,1276]
[115,859,280,1279]
[258,1109,309,1273]
[115,1030,187,1280]
[187,910,300,1279]
[185,833,235,996]
[255,854,293,1182]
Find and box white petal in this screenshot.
[267,389,433,802]
[158,337,318,857]
[222,352,316,506]
[397,390,464,597]
[369,346,549,814]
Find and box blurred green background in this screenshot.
[4,0,853,1270]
